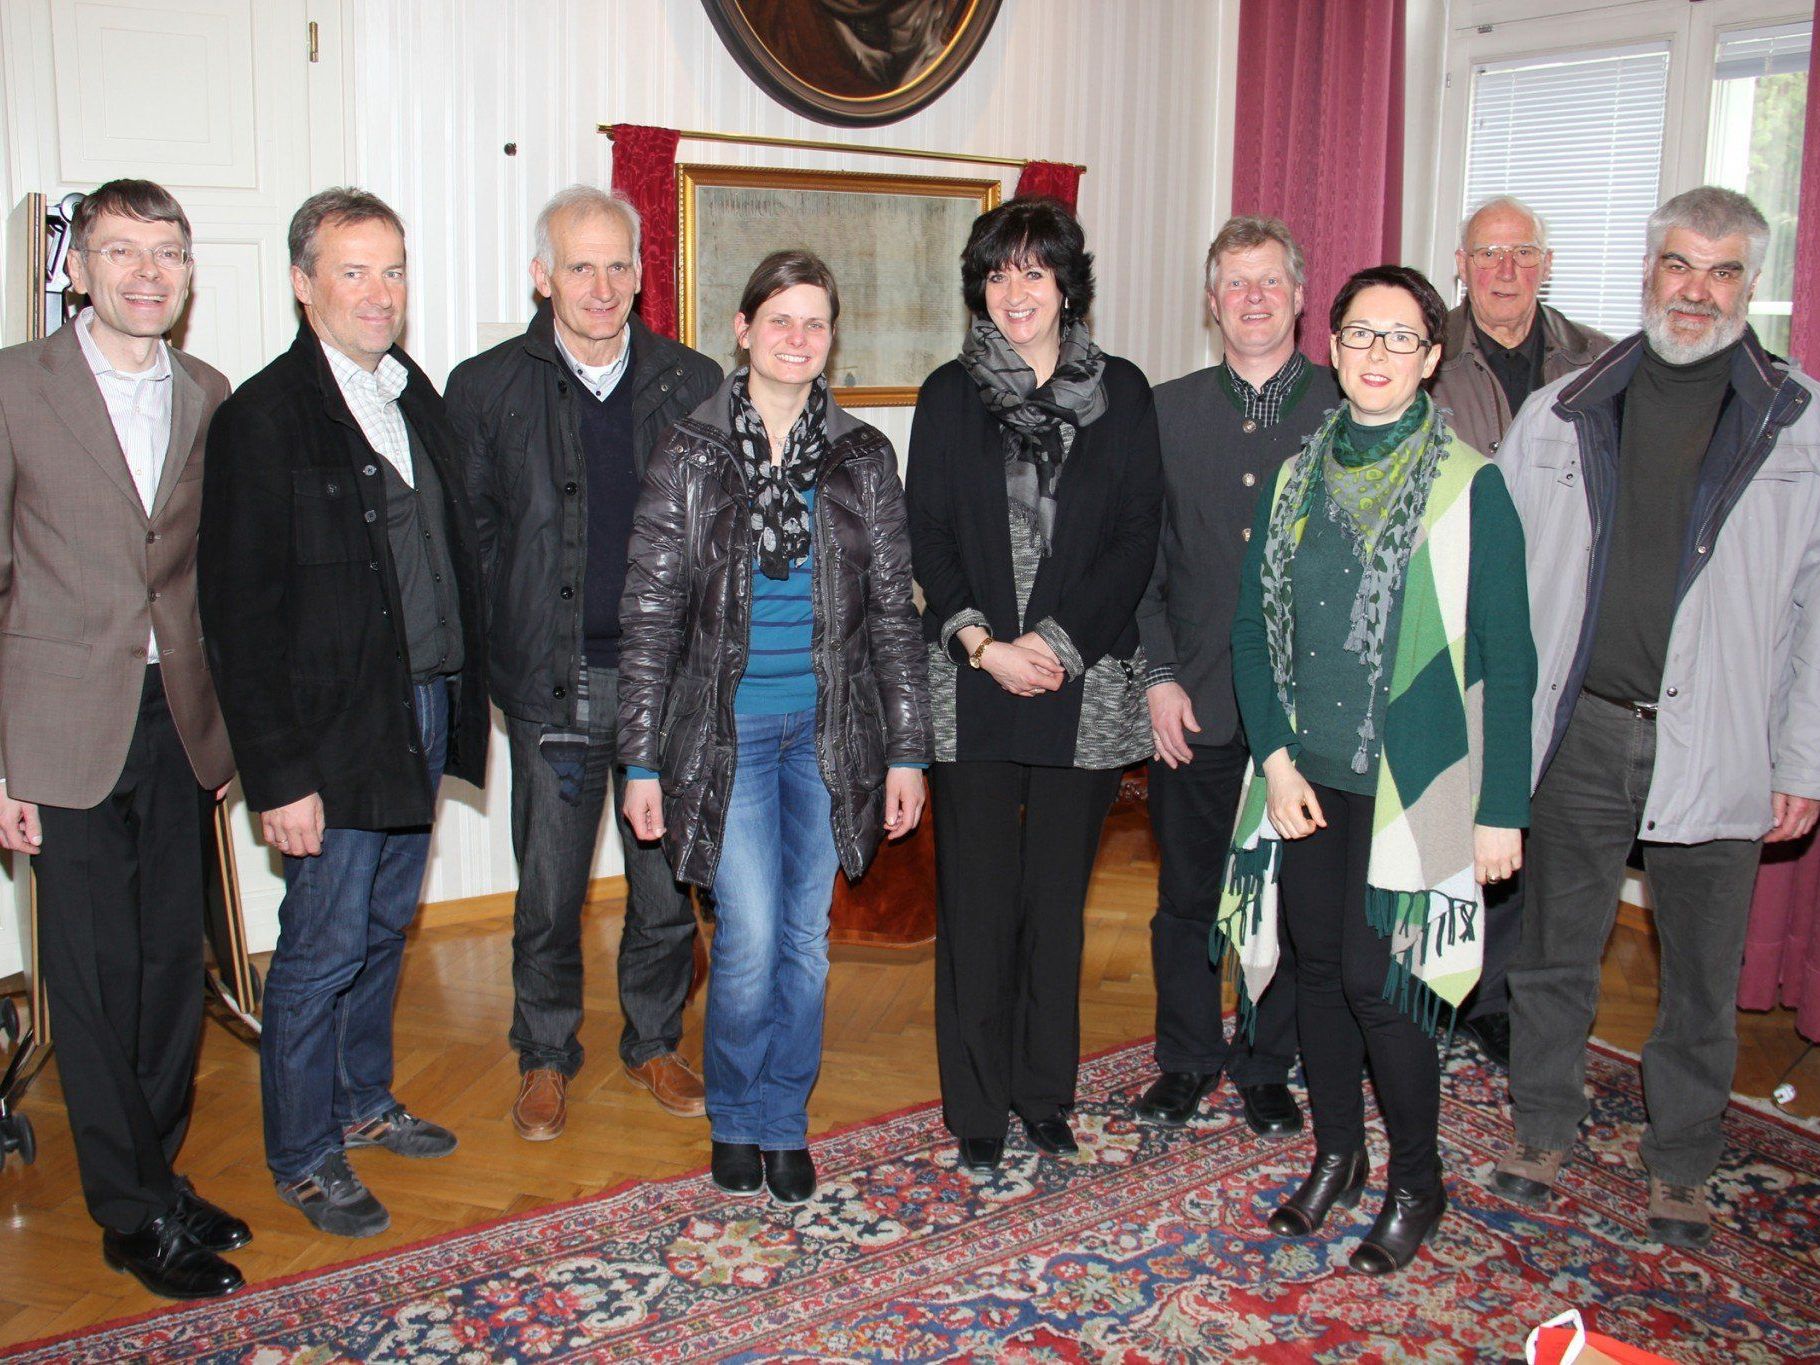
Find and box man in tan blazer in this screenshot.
[0,180,246,1300]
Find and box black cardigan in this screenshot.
[906,355,1163,765]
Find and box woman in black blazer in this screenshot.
[906,197,1163,1171]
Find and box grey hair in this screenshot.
[1204,215,1306,290]
[288,187,405,275]
[1646,185,1770,279]
[534,185,641,268]
[1459,195,1549,252]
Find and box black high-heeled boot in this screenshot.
[1350,1170,1447,1274]
[1267,1149,1369,1237]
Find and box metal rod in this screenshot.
[598,124,1085,175]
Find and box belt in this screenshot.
[1583,688,1658,720]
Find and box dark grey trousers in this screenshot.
[1508,691,1762,1186]
[506,666,699,1075]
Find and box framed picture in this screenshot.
[699,0,1003,127]
[679,163,999,406]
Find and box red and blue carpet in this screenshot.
[6,1040,1815,1362]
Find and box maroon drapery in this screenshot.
[1015,161,1081,211]
[1231,0,1405,362]
[610,125,682,340]
[1739,21,1820,1042]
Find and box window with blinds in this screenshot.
[1463,43,1671,338]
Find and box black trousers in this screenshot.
[1147,740,1298,1082]
[1463,871,1522,1019]
[931,760,1122,1139]
[32,666,210,1233]
[1279,783,1440,1191]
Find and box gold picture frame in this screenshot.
[678,163,1000,407]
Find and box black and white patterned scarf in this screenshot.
[959,316,1108,555]
[729,368,830,580]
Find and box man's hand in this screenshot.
[623,777,666,842]
[883,768,927,839]
[1148,681,1201,768]
[262,792,325,858]
[1765,791,1820,843]
[1261,748,1324,839]
[1474,825,1523,885]
[0,793,42,853]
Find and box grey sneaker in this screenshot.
[344,1105,458,1159]
[277,1151,390,1238]
[1491,1142,1569,1206]
[1646,1176,1713,1248]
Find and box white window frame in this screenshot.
[1424,0,1810,312]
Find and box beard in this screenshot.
[1640,288,1749,364]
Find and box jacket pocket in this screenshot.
[0,630,90,680]
[292,469,366,565]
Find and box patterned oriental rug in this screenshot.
[7,1041,1817,1363]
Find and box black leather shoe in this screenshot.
[1267,1149,1369,1237]
[103,1212,244,1300]
[1134,1071,1220,1126]
[1350,1174,1448,1275]
[1021,1114,1078,1156]
[762,1147,816,1203]
[174,1175,251,1252]
[957,1137,1004,1172]
[1460,1011,1512,1069]
[1239,1083,1304,1137]
[711,1141,764,1196]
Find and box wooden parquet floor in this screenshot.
[0,808,1813,1347]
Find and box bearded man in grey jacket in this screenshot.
[1490,186,1820,1249]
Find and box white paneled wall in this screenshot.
[341,0,1237,920]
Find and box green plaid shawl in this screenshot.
[1218,411,1489,1036]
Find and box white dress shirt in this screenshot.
[322,341,414,486]
[75,306,172,662]
[554,328,631,401]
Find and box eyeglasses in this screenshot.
[1465,244,1546,269]
[82,243,191,271]
[1335,325,1433,355]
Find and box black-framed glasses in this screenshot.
[83,243,191,271]
[1335,325,1432,355]
[1465,244,1546,269]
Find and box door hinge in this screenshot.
[308,20,320,62]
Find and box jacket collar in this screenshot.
[684,371,866,445]
[290,322,440,438]
[1441,301,1605,373]
[523,305,695,401]
[1552,325,1803,425]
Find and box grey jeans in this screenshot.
[506,666,699,1075]
[1508,691,1761,1185]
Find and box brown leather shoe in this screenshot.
[624,1053,706,1118]
[511,1068,568,1141]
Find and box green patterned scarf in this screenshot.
[1219,405,1491,1035]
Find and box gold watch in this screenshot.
[968,632,995,670]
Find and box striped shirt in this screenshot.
[735,487,818,715]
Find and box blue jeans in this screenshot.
[705,707,840,1149]
[262,680,449,1183]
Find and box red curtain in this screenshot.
[1015,161,1082,212]
[1737,21,1820,1042]
[1231,0,1406,362]
[610,125,682,340]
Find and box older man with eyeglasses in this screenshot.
[1430,194,1613,1070]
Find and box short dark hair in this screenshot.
[1328,264,1448,345]
[960,196,1095,321]
[288,187,406,275]
[737,249,840,326]
[71,179,191,253]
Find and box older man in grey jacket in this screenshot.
[1490,186,1820,1249]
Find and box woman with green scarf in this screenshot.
[1225,264,1534,1274]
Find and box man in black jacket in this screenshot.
[200,188,489,1239]
[447,186,722,1140]
[1134,216,1339,1134]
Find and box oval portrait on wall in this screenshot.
[701,0,1004,127]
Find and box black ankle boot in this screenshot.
[1267,1149,1369,1237]
[1350,1172,1447,1274]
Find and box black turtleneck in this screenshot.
[1473,313,1546,419]
[1585,338,1738,703]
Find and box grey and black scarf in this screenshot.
[729,368,830,581]
[959,317,1108,554]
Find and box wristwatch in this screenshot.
[968,632,995,670]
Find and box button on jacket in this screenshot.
[199,325,489,827]
[448,307,722,726]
